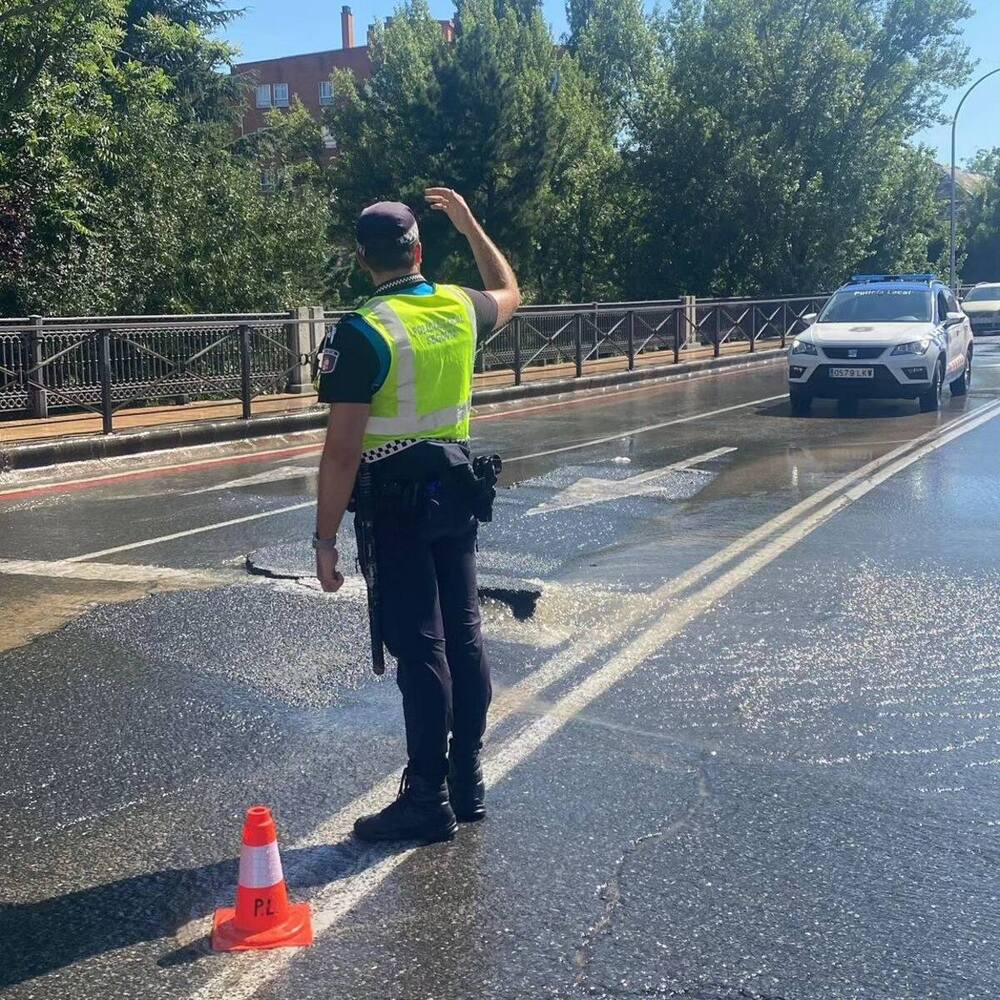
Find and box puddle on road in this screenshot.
[0,577,152,653]
[0,573,240,653]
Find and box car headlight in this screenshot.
[790,339,818,356]
[891,338,932,356]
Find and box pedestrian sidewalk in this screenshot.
[0,392,319,445]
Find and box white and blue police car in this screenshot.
[788,274,974,415]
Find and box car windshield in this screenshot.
[964,286,1000,302]
[819,288,932,323]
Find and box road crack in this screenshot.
[573,765,712,990]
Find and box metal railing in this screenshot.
[0,311,322,432]
[1,295,827,433]
[472,294,827,386]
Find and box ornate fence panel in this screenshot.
[687,295,828,356]
[0,313,308,432]
[0,319,29,416]
[471,294,828,383]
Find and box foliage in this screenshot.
[0,0,329,315]
[614,0,974,297]
[1,0,992,315]
[326,0,977,304]
[325,0,581,303]
[962,149,1000,283]
[857,144,951,277]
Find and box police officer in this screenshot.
[313,188,520,843]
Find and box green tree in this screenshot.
[611,0,973,297]
[962,149,1000,283]
[566,0,659,131]
[124,0,235,30]
[325,0,623,304]
[125,13,247,123]
[0,0,328,315]
[1,0,983,317]
[857,145,950,277]
[531,56,631,301]
[0,0,113,130]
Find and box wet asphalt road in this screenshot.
[2,348,1000,999]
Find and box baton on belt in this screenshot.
[356,464,386,676]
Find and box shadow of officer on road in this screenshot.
[0,838,408,987]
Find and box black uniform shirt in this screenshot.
[317,274,499,479]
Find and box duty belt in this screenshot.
[373,478,429,513]
[351,454,502,523]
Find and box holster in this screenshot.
[449,454,502,523]
[354,454,502,525]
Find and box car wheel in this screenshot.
[950,348,972,396]
[836,397,859,418]
[919,360,944,412]
[789,389,812,416]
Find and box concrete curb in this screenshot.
[0,349,784,472]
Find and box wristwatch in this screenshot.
[312,533,338,550]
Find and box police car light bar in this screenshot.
[849,273,939,284]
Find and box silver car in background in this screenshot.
[962,283,1000,336]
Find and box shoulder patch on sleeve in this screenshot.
[320,347,340,373]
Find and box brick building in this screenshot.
[232,6,456,145]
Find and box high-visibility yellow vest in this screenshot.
[356,283,477,453]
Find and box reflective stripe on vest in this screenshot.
[357,285,476,450]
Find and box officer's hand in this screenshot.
[316,547,344,592]
[425,188,476,236]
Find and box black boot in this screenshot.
[353,769,458,843]
[448,743,486,822]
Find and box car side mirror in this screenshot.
[946,311,964,325]
[802,312,817,324]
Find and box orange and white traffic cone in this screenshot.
[211,805,313,952]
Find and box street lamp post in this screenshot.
[950,67,1000,291]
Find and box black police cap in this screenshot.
[356,202,420,249]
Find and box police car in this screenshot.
[788,274,974,415]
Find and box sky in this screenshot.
[223,0,1000,167]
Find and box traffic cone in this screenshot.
[211,805,313,952]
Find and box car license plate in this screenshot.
[829,367,874,379]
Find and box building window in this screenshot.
[255,84,271,108]
[319,80,333,106]
[273,83,290,107]
[260,170,276,193]
[321,127,337,150]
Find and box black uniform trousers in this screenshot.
[366,479,492,781]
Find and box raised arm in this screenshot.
[425,187,521,328]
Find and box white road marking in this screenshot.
[182,466,314,495]
[0,556,384,604]
[505,394,784,463]
[0,558,251,587]
[526,446,736,516]
[188,399,1000,1000]
[0,442,324,501]
[65,501,316,563]
[3,555,556,608]
[63,396,778,562]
